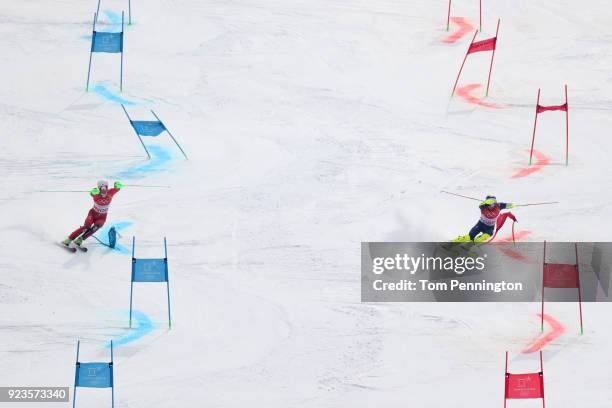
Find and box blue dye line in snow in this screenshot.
[103,10,122,29]
[94,83,137,105]
[79,10,125,40]
[115,144,175,180]
[107,310,155,348]
[92,221,133,255]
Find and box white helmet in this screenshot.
[97,180,109,189]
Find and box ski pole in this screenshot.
[91,235,113,248]
[33,190,89,193]
[440,190,480,201]
[123,184,171,188]
[515,202,559,207]
[442,191,559,207]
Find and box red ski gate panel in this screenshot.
[451,19,500,97]
[468,37,496,54]
[504,351,545,408]
[536,103,567,114]
[505,372,544,399]
[543,264,579,288]
[541,241,583,334]
[529,85,569,166]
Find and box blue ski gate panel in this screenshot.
[76,362,113,388]
[133,258,168,282]
[121,105,189,160]
[86,11,125,92]
[92,32,123,53]
[131,121,166,137]
[72,341,115,408]
[130,237,172,328]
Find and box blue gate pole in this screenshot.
[120,11,124,92]
[110,341,114,408]
[128,0,132,25]
[72,341,80,408]
[151,110,189,159]
[129,236,135,328]
[164,237,172,329]
[85,13,97,92]
[129,281,134,328]
[121,105,151,159]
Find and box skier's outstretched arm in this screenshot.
[108,181,123,196]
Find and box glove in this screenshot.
[90,187,100,195]
[506,203,515,209]
[481,198,496,206]
[114,181,123,189]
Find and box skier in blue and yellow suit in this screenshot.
[453,196,515,243]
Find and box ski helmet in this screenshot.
[97,180,109,190]
[485,195,497,204]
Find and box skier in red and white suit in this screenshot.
[62,180,122,248]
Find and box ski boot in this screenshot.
[61,238,72,247]
[440,236,470,255]
[451,234,472,243]
[74,236,85,249]
[473,233,490,243]
[458,233,490,257]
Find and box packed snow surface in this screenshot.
[1,0,611,406]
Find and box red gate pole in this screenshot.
[480,0,482,31]
[565,84,569,165]
[540,351,545,408]
[541,241,546,332]
[447,0,452,31]
[529,89,541,165]
[504,351,508,408]
[485,18,500,96]
[451,30,478,96]
[575,243,583,334]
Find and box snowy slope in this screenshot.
[1,0,611,407]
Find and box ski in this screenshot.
[438,242,464,257]
[439,242,483,258]
[75,244,88,252]
[57,242,77,253]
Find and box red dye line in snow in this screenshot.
[511,150,550,179]
[498,230,531,242]
[455,84,504,108]
[442,17,474,43]
[497,230,531,260]
[523,314,566,353]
